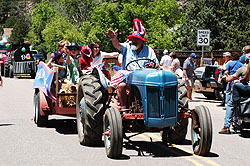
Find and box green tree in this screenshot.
[174,0,250,51]
[8,16,30,44]
[26,0,57,54]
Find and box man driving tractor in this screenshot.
[106,18,159,109]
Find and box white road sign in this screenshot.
[197,29,210,46]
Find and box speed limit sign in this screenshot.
[197,29,210,46]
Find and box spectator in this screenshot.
[170,52,180,73]
[160,49,172,71]
[239,45,250,64]
[218,53,250,134]
[223,52,243,105]
[217,52,232,107]
[183,53,197,101]
[211,57,219,66]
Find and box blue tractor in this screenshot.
[76,59,212,158]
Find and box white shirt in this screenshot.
[171,58,181,72]
[92,51,119,66]
[160,55,172,68]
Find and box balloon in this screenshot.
[0,43,3,46]
[25,41,29,45]
[21,47,26,52]
[26,53,31,59]
[5,44,10,48]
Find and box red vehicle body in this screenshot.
[33,63,76,126]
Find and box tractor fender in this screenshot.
[91,67,110,90]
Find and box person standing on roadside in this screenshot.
[160,50,172,71]
[183,53,197,101]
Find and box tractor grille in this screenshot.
[14,61,36,74]
[147,86,177,119]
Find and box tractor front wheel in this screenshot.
[191,105,212,156]
[103,107,123,159]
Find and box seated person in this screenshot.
[89,42,119,66]
[66,42,81,85]
[106,28,159,109]
[47,51,67,94]
[79,45,93,70]
[47,51,66,81]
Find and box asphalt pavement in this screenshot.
[0,77,250,166]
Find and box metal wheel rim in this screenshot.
[104,117,111,151]
[192,122,201,151]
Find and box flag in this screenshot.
[111,70,133,87]
[33,62,56,100]
[87,63,104,70]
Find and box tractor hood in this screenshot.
[126,69,177,87]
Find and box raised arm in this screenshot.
[67,53,71,66]
[106,29,122,51]
[102,52,120,58]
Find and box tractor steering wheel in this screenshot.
[125,58,156,71]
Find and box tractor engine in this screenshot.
[125,69,178,129]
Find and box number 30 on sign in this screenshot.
[197,29,210,46]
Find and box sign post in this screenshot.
[197,29,210,66]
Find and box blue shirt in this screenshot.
[183,58,195,79]
[239,54,246,64]
[226,60,243,75]
[121,43,159,71]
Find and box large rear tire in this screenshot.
[103,107,123,159]
[161,78,188,144]
[9,65,13,78]
[4,58,10,77]
[77,74,108,145]
[1,63,4,76]
[34,91,48,127]
[191,105,212,156]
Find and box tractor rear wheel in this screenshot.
[103,107,123,159]
[9,65,13,78]
[191,105,212,156]
[161,78,188,144]
[1,63,4,76]
[77,74,108,146]
[4,58,10,77]
[34,91,48,127]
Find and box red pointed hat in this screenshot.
[128,18,147,42]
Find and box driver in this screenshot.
[106,19,159,109]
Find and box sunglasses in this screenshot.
[69,47,78,51]
[93,47,100,49]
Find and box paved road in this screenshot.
[0,77,250,166]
